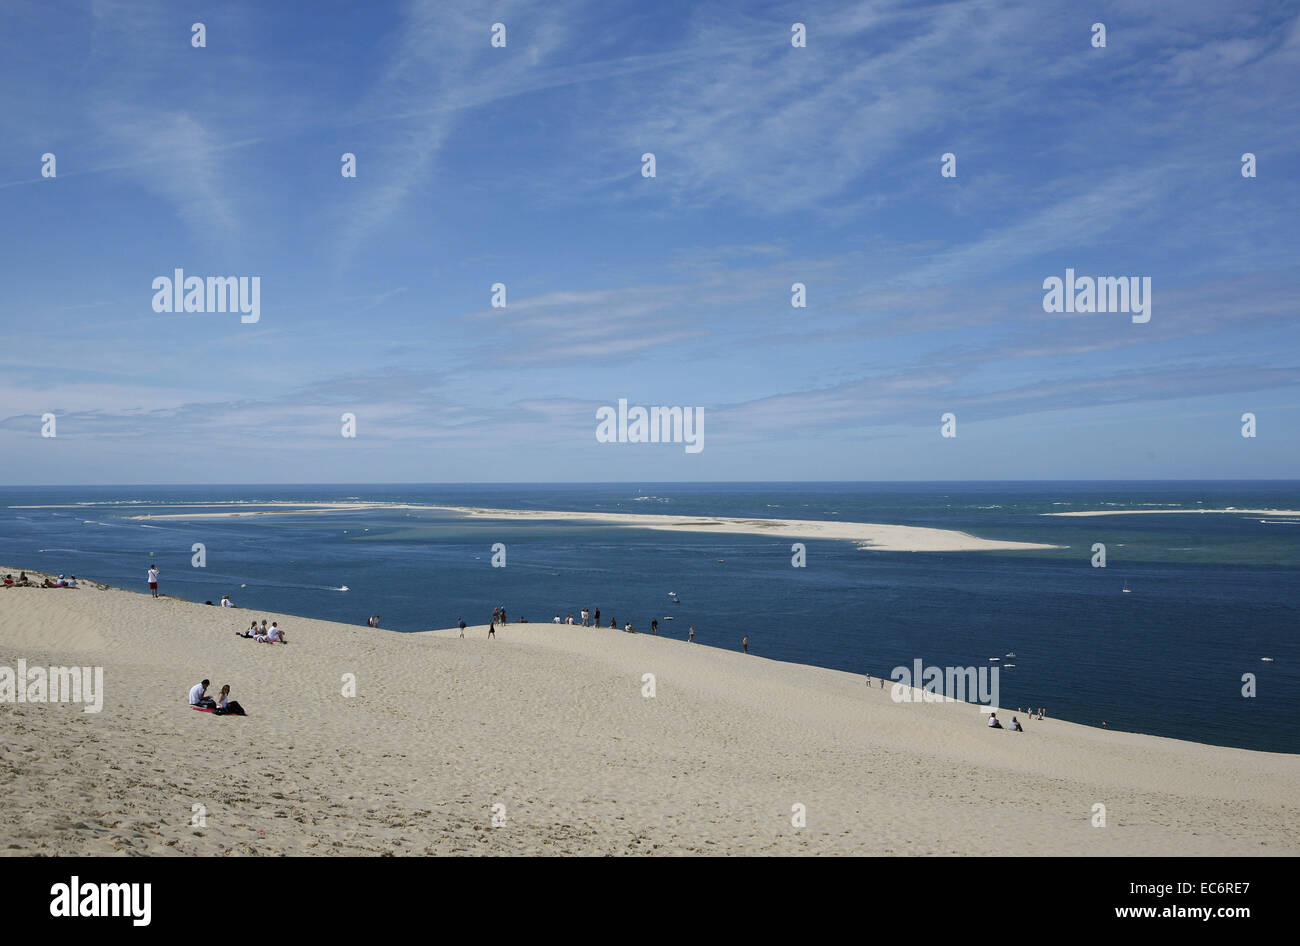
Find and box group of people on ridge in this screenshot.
[236,619,288,643]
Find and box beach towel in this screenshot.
[191,705,216,713]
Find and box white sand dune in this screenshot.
[2,572,1296,856]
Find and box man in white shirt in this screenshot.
[552,615,561,623]
[148,565,160,598]
[581,608,589,627]
[221,595,234,608]
[189,679,214,707]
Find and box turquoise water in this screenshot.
[2,481,1297,752]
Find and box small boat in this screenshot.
[1261,657,1275,662]
[1005,652,1016,657]
[988,657,1000,662]
[1122,581,1132,593]
[664,616,674,621]
[1004,664,1016,669]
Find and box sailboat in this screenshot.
[1122,581,1132,593]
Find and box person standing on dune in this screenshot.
[148,564,160,598]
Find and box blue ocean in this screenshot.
[2,481,1296,753]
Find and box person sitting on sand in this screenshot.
[987,713,1003,729]
[1009,716,1023,732]
[240,620,258,638]
[213,684,247,716]
[2,575,12,586]
[67,576,78,588]
[18,572,30,586]
[221,595,235,608]
[189,679,216,709]
[609,618,617,629]
[553,614,561,623]
[265,622,286,644]
[42,577,57,588]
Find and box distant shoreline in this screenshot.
[1044,508,1300,517]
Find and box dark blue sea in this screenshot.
[2,481,1297,753]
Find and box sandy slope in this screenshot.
[1,574,1296,856]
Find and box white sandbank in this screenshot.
[79,502,1060,553]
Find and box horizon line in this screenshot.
[2,478,1299,489]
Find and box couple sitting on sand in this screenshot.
[188,679,247,716]
[987,713,1023,732]
[237,620,287,643]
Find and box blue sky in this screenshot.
[1,0,1298,484]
